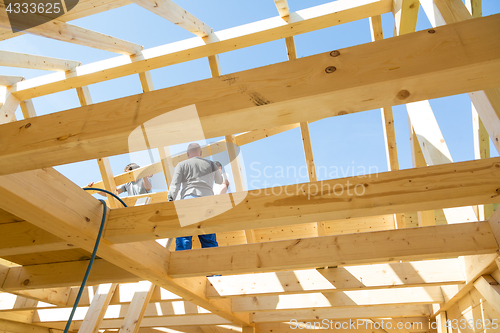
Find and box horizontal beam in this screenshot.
[2,14,500,174]
[1,259,137,291]
[0,222,74,256]
[251,304,431,323]
[206,258,464,298]
[0,4,142,55]
[8,0,391,100]
[232,286,444,312]
[106,157,500,243]
[0,50,81,71]
[0,75,24,86]
[130,0,212,37]
[168,221,498,277]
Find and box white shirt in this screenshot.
[213,172,230,195]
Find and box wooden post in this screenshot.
[118,281,155,333]
[97,157,119,209]
[20,100,36,118]
[78,283,117,333]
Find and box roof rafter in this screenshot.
[0,5,143,55]
[0,50,81,71]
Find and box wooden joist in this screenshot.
[1,259,137,291]
[232,286,444,312]
[105,157,500,243]
[8,0,392,100]
[0,4,143,55]
[0,168,250,326]
[130,0,212,37]
[167,221,498,277]
[0,50,80,71]
[2,14,500,174]
[206,259,464,298]
[251,305,431,323]
[0,75,24,86]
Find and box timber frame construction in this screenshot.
[0,0,500,332]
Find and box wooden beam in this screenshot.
[369,14,402,229]
[0,318,52,333]
[0,86,20,124]
[159,146,175,188]
[206,259,464,298]
[118,281,155,333]
[78,283,117,333]
[0,168,249,325]
[234,124,300,146]
[0,75,24,86]
[274,0,290,18]
[106,157,500,243]
[0,6,143,55]
[97,157,119,209]
[232,286,443,312]
[2,259,137,291]
[20,100,36,119]
[0,50,80,71]
[393,0,419,36]
[8,0,392,100]
[407,100,479,224]
[168,221,497,277]
[4,14,500,174]
[473,275,500,314]
[420,0,500,154]
[251,304,430,323]
[138,71,154,93]
[0,221,74,257]
[130,0,212,37]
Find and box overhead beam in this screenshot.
[0,5,143,55]
[473,274,500,314]
[2,259,137,291]
[0,50,80,71]
[0,168,249,326]
[168,221,497,277]
[106,156,500,243]
[420,0,500,154]
[0,75,24,86]
[130,0,212,37]
[2,14,500,174]
[206,259,465,298]
[9,0,392,100]
[232,286,443,312]
[251,304,430,323]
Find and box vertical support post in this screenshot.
[20,100,36,118]
[118,281,155,333]
[78,283,117,333]
[97,157,119,209]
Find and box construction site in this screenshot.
[0,0,500,332]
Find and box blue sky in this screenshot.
[1,0,499,195]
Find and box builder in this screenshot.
[168,143,223,251]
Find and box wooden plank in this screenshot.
[0,75,24,86]
[0,5,142,55]
[488,208,500,247]
[420,0,500,154]
[138,71,154,93]
[0,168,249,325]
[3,287,72,307]
[369,15,402,229]
[251,304,430,323]
[232,286,444,312]
[0,87,20,124]
[473,275,500,314]
[2,259,137,291]
[79,283,117,333]
[0,318,51,333]
[0,50,80,71]
[5,14,500,174]
[0,221,74,257]
[118,281,155,333]
[106,157,500,243]
[168,221,497,277]
[8,0,392,100]
[274,0,290,18]
[234,124,300,147]
[159,146,175,188]
[97,157,119,209]
[20,100,36,119]
[76,86,93,106]
[130,0,212,37]
[393,0,419,36]
[206,259,465,298]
